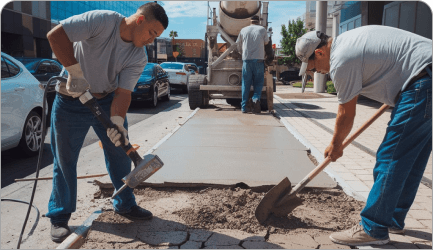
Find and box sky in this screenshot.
[159,1,306,47]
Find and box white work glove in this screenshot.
[65,63,90,98]
[107,116,129,147]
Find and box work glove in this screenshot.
[65,63,90,98]
[107,116,129,147]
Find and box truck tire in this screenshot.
[260,99,268,111]
[226,98,241,107]
[188,75,207,110]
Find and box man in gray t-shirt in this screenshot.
[236,15,269,113]
[296,27,431,246]
[45,3,168,243]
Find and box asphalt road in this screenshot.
[1,89,187,188]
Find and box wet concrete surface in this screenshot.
[149,109,336,188]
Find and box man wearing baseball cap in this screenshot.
[295,26,431,246]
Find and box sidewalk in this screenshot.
[273,84,432,249]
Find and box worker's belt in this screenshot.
[407,64,432,88]
[57,92,111,101]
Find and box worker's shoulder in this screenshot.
[80,10,123,21]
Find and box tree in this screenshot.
[279,18,310,66]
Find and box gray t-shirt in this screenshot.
[58,10,147,94]
[330,25,432,106]
[236,25,269,60]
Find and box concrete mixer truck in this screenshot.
[188,1,274,111]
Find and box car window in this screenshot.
[160,63,183,70]
[4,58,21,77]
[51,62,62,73]
[1,57,10,78]
[38,61,51,74]
[14,58,39,71]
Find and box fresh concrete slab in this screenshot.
[149,109,336,188]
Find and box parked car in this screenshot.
[160,62,193,94]
[185,63,199,74]
[132,63,170,107]
[1,52,48,156]
[279,70,302,85]
[14,57,63,115]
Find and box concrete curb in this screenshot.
[273,95,367,202]
[57,107,200,249]
[56,210,102,249]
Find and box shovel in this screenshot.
[255,104,390,224]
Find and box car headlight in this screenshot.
[137,84,151,89]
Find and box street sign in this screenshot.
[173,51,179,58]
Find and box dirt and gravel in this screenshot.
[82,185,364,249]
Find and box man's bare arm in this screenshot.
[47,24,77,67]
[111,88,132,119]
[324,95,358,161]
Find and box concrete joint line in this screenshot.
[273,99,367,202]
[274,95,432,189]
[56,210,102,249]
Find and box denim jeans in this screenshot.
[46,93,137,224]
[241,59,265,111]
[360,75,432,239]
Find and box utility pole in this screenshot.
[314,1,328,93]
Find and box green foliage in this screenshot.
[326,81,336,93]
[292,81,314,88]
[279,19,308,66]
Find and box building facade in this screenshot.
[338,1,431,39]
[2,1,148,58]
[173,39,205,58]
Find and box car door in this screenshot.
[1,56,26,147]
[156,65,169,97]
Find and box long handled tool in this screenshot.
[52,77,164,198]
[255,104,390,224]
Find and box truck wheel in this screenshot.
[188,75,207,110]
[260,99,268,111]
[226,98,241,107]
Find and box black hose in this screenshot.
[15,77,59,249]
[1,199,40,243]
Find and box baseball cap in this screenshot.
[251,15,260,21]
[296,31,322,76]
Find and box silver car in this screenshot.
[160,62,192,94]
[1,52,47,156]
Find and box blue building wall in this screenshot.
[340,1,362,23]
[51,1,149,23]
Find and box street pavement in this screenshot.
[1,84,431,249]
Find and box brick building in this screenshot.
[173,39,205,58]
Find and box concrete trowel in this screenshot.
[255,104,390,224]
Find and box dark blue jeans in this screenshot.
[46,93,137,224]
[361,75,432,239]
[241,59,265,111]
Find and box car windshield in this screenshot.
[14,58,41,71]
[141,64,154,76]
[160,63,183,70]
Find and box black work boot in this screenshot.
[253,100,261,114]
[51,222,71,243]
[245,98,253,113]
[116,205,153,220]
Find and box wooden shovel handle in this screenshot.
[15,173,108,182]
[277,104,390,207]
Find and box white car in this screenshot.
[160,62,193,93]
[1,52,47,156]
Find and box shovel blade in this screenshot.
[255,177,292,224]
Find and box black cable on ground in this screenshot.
[1,199,40,242]
[15,77,57,249]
